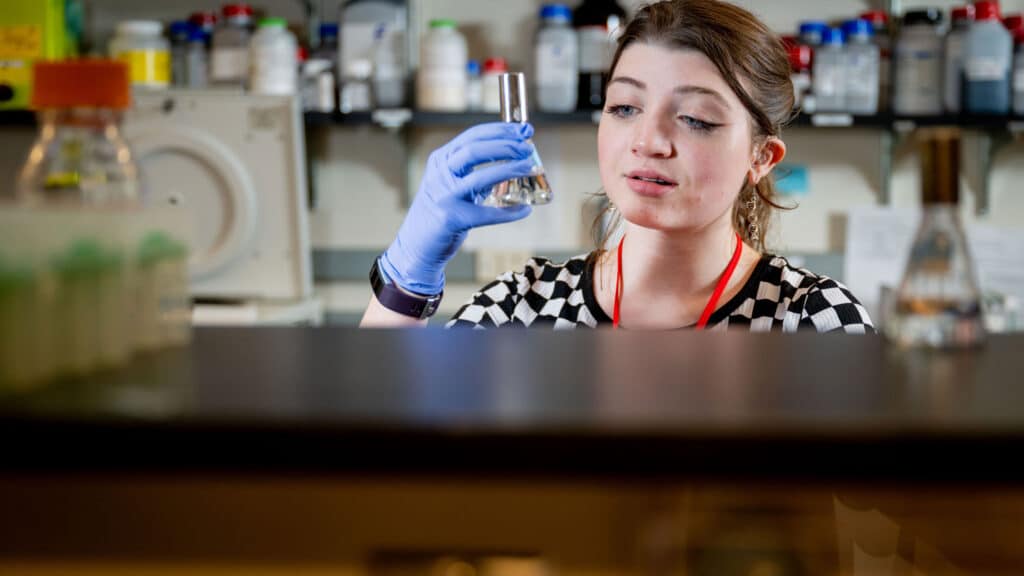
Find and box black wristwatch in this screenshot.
[369,257,443,319]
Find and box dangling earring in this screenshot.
[745,187,760,247]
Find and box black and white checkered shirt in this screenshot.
[446,253,874,332]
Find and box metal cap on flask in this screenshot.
[498,72,528,123]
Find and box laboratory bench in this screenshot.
[1,327,1023,575]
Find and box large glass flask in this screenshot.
[888,127,985,348]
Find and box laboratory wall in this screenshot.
[3,0,1023,323]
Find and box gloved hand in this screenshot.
[379,122,539,295]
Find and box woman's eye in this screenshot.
[681,116,716,132]
[606,104,638,118]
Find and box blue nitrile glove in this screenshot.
[379,122,538,295]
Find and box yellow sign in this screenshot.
[0,25,42,59]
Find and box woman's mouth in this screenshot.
[625,170,677,197]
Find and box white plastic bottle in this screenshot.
[108,20,170,89]
[340,1,408,109]
[813,28,846,113]
[416,19,467,112]
[250,18,298,95]
[1014,30,1024,115]
[893,9,944,116]
[963,0,1013,115]
[944,6,974,113]
[842,19,880,115]
[535,4,578,113]
[481,58,509,113]
[210,3,254,87]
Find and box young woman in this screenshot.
[361,0,873,333]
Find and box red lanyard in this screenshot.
[612,231,743,330]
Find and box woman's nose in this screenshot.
[631,113,673,158]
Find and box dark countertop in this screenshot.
[2,327,1023,482]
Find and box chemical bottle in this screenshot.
[573,0,625,110]
[859,10,892,111]
[210,3,254,87]
[813,28,846,113]
[944,6,975,113]
[249,17,298,95]
[962,0,1013,115]
[893,9,944,116]
[417,19,468,112]
[535,4,578,113]
[842,19,880,115]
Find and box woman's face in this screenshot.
[598,43,759,234]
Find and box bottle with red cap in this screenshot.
[481,58,509,113]
[210,3,255,87]
[859,10,891,111]
[17,60,137,205]
[944,5,975,113]
[785,38,812,110]
[963,0,1013,114]
[188,11,218,45]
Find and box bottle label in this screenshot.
[0,25,42,59]
[211,47,248,81]
[965,58,1008,82]
[117,50,170,86]
[536,40,577,85]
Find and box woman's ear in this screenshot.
[750,137,786,185]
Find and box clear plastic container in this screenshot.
[812,28,846,113]
[481,57,508,113]
[249,17,298,95]
[944,6,974,113]
[963,0,1013,115]
[535,4,578,113]
[417,19,468,112]
[893,9,944,116]
[17,61,137,206]
[340,0,408,109]
[210,3,254,87]
[109,20,170,89]
[859,10,891,111]
[842,19,880,115]
[1014,31,1024,115]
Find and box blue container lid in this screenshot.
[319,23,339,39]
[822,27,845,45]
[540,4,572,22]
[841,19,873,38]
[799,21,829,35]
[187,27,207,42]
[467,59,481,75]
[169,20,192,39]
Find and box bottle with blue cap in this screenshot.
[535,4,578,112]
[169,21,192,87]
[185,26,208,88]
[798,21,829,46]
[842,19,879,114]
[813,27,846,112]
[466,59,483,110]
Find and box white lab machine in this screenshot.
[122,90,320,325]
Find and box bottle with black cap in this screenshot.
[889,128,985,348]
[893,8,945,116]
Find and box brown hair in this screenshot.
[593,0,795,253]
